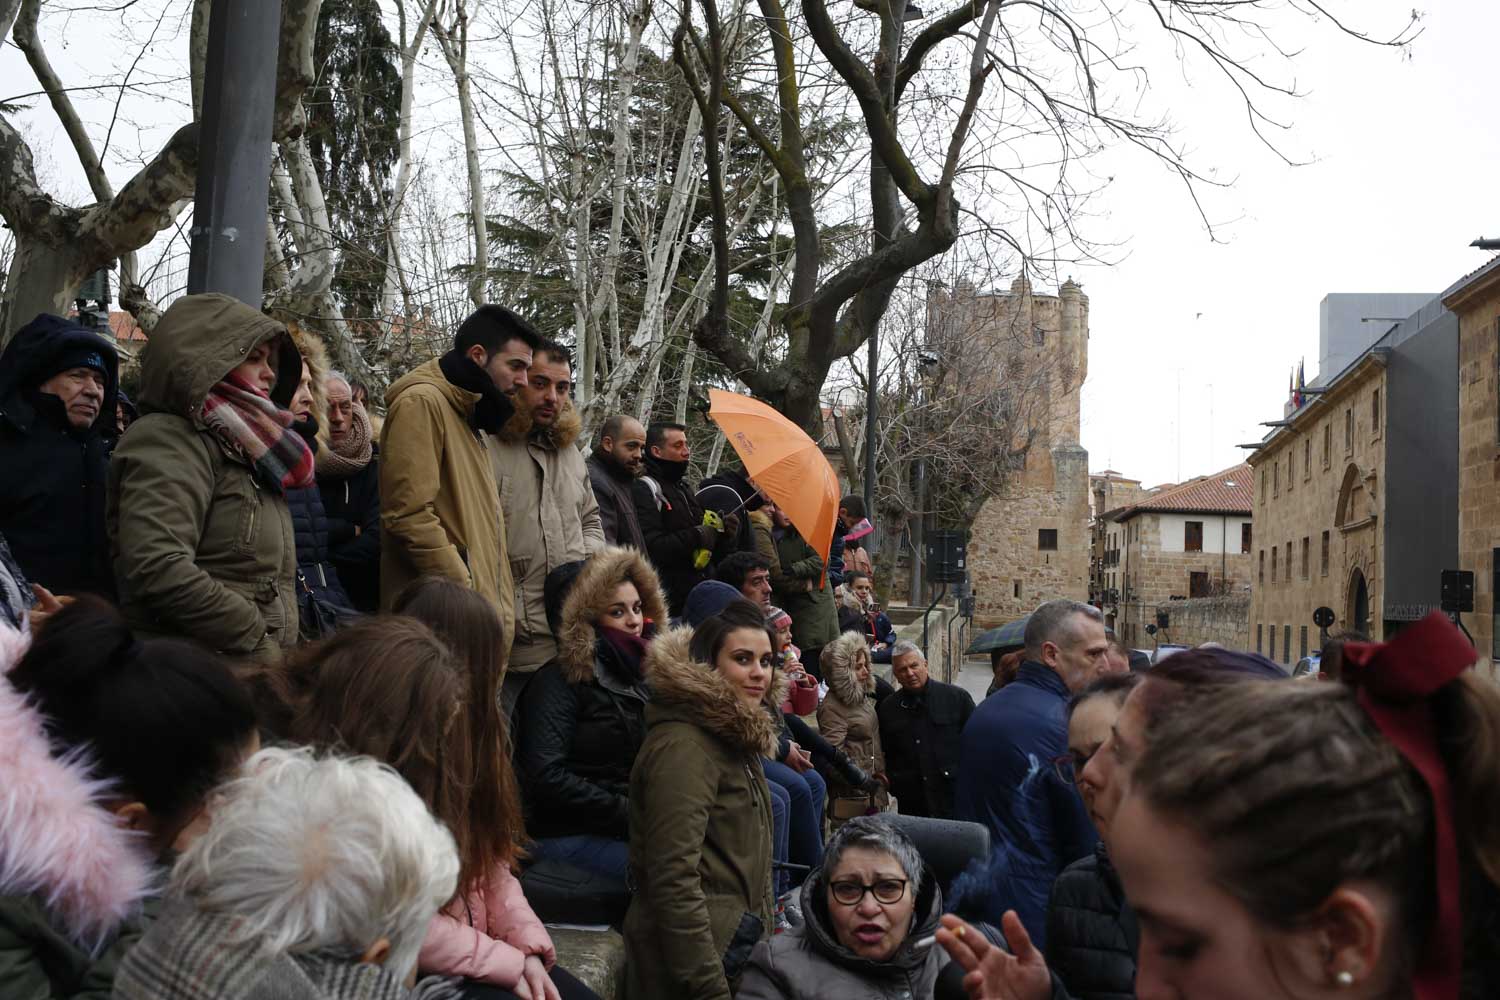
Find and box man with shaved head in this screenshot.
[587,413,648,551]
[954,599,1107,949]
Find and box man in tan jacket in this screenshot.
[379,306,540,664]
[488,339,605,716]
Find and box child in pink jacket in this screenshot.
[419,859,557,990]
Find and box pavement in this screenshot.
[954,655,996,704]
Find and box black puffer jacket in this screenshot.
[1045,843,1138,1000]
[877,677,975,820]
[517,546,666,840]
[318,451,381,613]
[0,316,119,598]
[284,482,352,608]
[633,455,729,615]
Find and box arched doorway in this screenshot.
[1348,568,1369,635]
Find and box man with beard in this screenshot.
[380,304,537,633]
[587,414,648,550]
[0,315,119,599]
[488,339,605,716]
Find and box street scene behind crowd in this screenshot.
[0,297,1495,1000]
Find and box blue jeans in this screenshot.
[763,758,825,886]
[530,835,630,881]
[767,778,791,894]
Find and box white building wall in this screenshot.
[1157,514,1253,554]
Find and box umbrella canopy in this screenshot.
[706,389,839,565]
[966,615,1031,655]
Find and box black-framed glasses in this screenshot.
[829,878,909,906]
[1052,748,1096,786]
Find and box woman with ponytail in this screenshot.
[0,596,259,997]
[109,294,310,661]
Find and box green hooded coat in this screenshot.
[107,294,302,661]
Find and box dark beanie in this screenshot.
[682,580,745,629]
[544,561,587,637]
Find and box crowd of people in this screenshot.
[0,298,1495,1000]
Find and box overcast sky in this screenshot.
[1067,0,1500,489]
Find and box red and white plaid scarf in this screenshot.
[200,372,314,492]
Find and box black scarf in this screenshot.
[291,414,320,455]
[438,349,516,433]
[647,454,690,484]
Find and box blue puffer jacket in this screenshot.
[284,483,352,608]
[952,662,1097,949]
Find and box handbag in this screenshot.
[297,569,358,642]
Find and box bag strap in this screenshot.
[640,475,668,512]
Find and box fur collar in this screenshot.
[558,546,669,684]
[836,585,865,615]
[822,631,875,707]
[0,631,153,952]
[496,395,581,450]
[643,627,781,758]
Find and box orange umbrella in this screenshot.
[707,389,839,564]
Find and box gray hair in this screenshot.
[820,816,923,888]
[324,370,352,391]
[889,639,923,662]
[1023,599,1103,660]
[170,747,459,982]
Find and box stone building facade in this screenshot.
[1089,471,1150,608]
[1246,296,1457,666]
[1107,465,1254,649]
[931,277,1091,627]
[1447,256,1500,670]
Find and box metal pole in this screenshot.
[186,0,282,304]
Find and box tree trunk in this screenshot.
[435,0,488,308]
[378,0,440,330]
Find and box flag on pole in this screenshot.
[1293,359,1306,408]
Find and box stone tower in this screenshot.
[927,277,1091,626]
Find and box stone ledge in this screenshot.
[549,926,625,1000]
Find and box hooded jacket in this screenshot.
[378,358,513,648]
[622,627,778,1000]
[737,863,954,1000]
[108,295,303,659]
[587,451,647,551]
[0,632,154,999]
[516,547,666,840]
[835,585,896,662]
[282,326,352,610]
[487,400,604,673]
[1045,843,1138,1000]
[817,632,888,821]
[0,314,119,598]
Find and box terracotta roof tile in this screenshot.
[1117,463,1253,517]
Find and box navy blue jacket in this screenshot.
[317,451,381,613]
[0,316,119,598]
[285,482,353,609]
[953,661,1097,949]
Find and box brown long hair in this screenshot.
[1134,674,1500,981]
[246,614,511,898]
[393,578,527,875]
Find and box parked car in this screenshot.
[1292,653,1322,679]
[1150,644,1191,665]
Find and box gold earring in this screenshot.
[1335,970,1355,987]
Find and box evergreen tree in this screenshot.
[304,0,401,322]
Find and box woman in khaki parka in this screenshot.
[622,600,783,1000]
[108,294,308,661]
[818,630,890,826]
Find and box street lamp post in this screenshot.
[186,0,283,305]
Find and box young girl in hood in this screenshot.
[0,597,259,998]
[516,548,665,880]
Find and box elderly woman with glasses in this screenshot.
[737,817,956,999]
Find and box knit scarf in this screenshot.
[200,372,315,493]
[315,402,373,478]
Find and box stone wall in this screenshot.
[1247,360,1387,667]
[1114,512,1253,648]
[1453,268,1500,673]
[1138,594,1251,651]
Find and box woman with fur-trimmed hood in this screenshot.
[818,631,890,826]
[622,600,781,1000]
[516,546,666,879]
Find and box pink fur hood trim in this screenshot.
[0,625,153,952]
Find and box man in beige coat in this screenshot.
[379,306,540,664]
[488,340,604,716]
